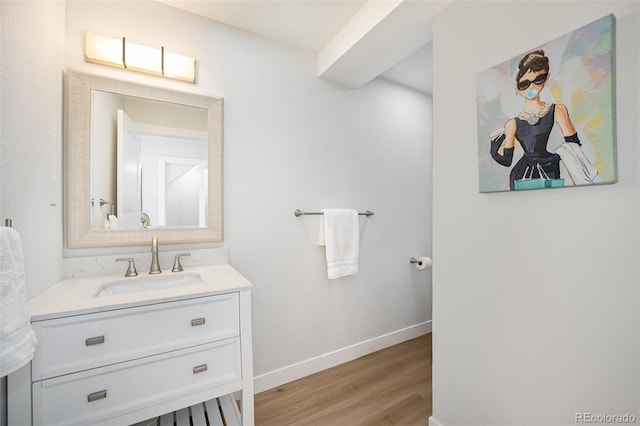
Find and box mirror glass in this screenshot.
[66,70,223,248]
[90,91,208,230]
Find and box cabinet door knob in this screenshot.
[191,318,205,326]
[85,336,105,346]
[193,364,208,374]
[87,390,107,402]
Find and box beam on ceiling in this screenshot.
[318,0,450,89]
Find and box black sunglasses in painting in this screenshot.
[517,73,548,91]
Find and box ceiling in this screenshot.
[159,0,447,94]
[160,0,368,51]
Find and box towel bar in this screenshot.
[294,209,374,217]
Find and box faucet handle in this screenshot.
[172,253,191,272]
[116,258,138,277]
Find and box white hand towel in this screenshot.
[318,209,359,279]
[0,227,37,377]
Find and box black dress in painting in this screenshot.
[490,104,561,190]
[510,104,561,189]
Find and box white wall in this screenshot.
[0,0,432,397]
[0,2,66,424]
[431,2,639,425]
[0,1,65,298]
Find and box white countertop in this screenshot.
[29,264,253,321]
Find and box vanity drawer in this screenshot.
[32,293,239,380]
[32,337,241,426]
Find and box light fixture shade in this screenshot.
[84,31,196,84]
[164,50,196,83]
[125,41,162,75]
[84,32,123,67]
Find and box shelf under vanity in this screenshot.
[135,394,242,426]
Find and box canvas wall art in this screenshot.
[476,14,616,193]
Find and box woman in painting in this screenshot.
[490,50,584,190]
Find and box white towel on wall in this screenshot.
[0,227,37,377]
[318,209,359,279]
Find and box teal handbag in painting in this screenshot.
[514,164,564,190]
[544,178,565,188]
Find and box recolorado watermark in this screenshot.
[576,413,637,424]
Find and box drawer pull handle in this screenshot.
[87,390,107,402]
[85,336,105,346]
[191,318,206,327]
[193,364,208,374]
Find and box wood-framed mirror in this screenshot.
[66,69,223,248]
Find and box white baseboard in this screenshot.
[254,321,432,394]
[429,416,444,426]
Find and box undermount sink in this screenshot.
[95,272,202,297]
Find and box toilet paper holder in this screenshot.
[410,256,432,270]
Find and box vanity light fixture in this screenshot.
[84,32,123,68]
[124,40,162,76]
[84,32,196,83]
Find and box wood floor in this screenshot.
[254,334,432,426]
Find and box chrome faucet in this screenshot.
[172,253,191,272]
[116,258,138,277]
[149,237,162,274]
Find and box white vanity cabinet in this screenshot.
[8,265,254,426]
